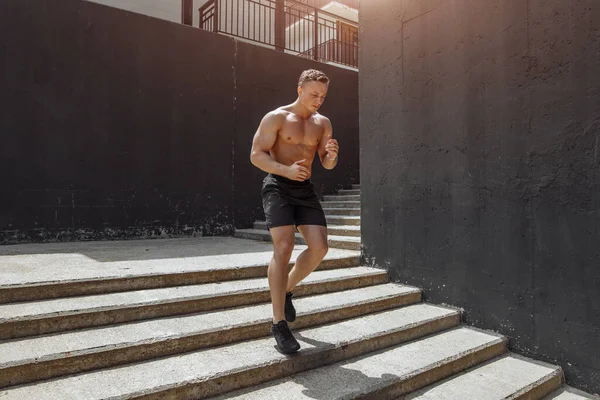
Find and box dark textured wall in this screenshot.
[0,0,358,243]
[360,0,599,393]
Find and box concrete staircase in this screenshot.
[0,236,598,398]
[234,184,362,251]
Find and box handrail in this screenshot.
[198,0,214,15]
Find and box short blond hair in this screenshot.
[298,69,330,87]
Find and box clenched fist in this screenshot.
[325,135,339,160]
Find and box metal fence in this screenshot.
[199,0,358,68]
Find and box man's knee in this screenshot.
[274,239,295,258]
[309,239,328,258]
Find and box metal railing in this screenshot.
[199,0,359,69]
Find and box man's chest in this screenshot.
[279,117,324,146]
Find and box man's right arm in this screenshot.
[250,112,288,176]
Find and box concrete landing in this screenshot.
[0,237,359,287]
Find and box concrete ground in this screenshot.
[0,236,359,287]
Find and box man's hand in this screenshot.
[286,159,311,181]
[325,135,339,160]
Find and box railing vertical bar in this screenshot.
[313,10,318,61]
[214,0,219,32]
[347,30,350,65]
[294,15,305,52]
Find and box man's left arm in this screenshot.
[319,118,338,170]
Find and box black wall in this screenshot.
[0,0,358,243]
[360,0,599,393]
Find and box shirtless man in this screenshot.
[250,69,339,354]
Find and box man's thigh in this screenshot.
[296,225,328,248]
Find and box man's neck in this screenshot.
[290,99,313,119]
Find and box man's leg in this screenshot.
[268,224,302,354]
[268,225,296,323]
[287,225,328,292]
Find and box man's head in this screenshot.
[297,69,329,113]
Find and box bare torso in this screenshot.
[270,105,327,176]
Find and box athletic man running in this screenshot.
[250,69,339,354]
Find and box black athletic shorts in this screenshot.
[261,173,327,230]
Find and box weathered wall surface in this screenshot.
[360,0,599,392]
[0,0,358,243]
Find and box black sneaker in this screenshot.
[285,292,296,322]
[271,320,300,354]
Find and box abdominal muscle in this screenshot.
[270,140,318,178]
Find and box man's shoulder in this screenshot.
[314,112,332,127]
[264,108,289,120]
[261,109,288,127]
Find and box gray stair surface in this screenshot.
[338,189,360,195]
[544,387,600,400]
[0,283,421,388]
[0,305,462,399]
[210,327,507,399]
[326,215,361,226]
[253,221,360,237]
[0,267,386,340]
[0,237,360,303]
[320,200,361,209]
[4,209,596,399]
[322,207,361,216]
[404,354,563,400]
[234,228,361,251]
[323,194,360,201]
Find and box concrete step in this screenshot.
[235,229,361,250]
[0,266,385,340]
[323,207,361,216]
[338,189,360,195]
[326,215,361,226]
[210,326,507,400]
[252,221,361,237]
[544,386,600,400]
[404,355,563,400]
[324,225,360,237]
[0,238,360,304]
[0,305,464,399]
[320,200,361,208]
[322,194,360,201]
[352,184,361,189]
[0,283,422,388]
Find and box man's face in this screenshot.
[298,81,328,113]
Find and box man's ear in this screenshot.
[297,85,302,96]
